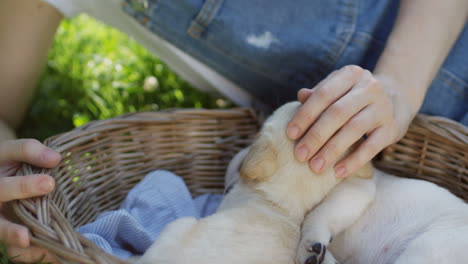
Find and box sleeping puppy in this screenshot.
[297,169,468,264]
[133,101,373,264]
[221,101,468,264]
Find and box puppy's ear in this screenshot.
[240,134,278,182]
[349,162,374,179]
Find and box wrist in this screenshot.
[374,74,419,140]
[374,73,422,117]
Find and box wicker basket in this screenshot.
[10,109,467,264]
[374,114,468,200]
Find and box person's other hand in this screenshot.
[0,139,61,263]
[287,65,414,178]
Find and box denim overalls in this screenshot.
[123,0,467,124]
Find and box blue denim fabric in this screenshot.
[418,23,468,124]
[122,0,467,124]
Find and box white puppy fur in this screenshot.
[134,101,371,264]
[300,170,468,264]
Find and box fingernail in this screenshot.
[45,149,59,161]
[296,146,309,162]
[39,177,54,193]
[40,149,58,163]
[13,227,30,248]
[335,165,347,178]
[287,125,299,139]
[310,157,325,173]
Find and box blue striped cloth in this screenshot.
[76,170,223,259]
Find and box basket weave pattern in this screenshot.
[374,114,468,201]
[10,109,467,264]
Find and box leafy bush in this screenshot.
[17,15,231,141]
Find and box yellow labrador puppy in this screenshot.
[134,101,373,264]
[221,102,468,264]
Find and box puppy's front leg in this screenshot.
[297,177,376,264]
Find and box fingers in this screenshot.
[295,80,373,163]
[287,65,365,141]
[0,140,60,263]
[0,139,61,168]
[0,175,55,202]
[291,64,406,178]
[7,246,57,264]
[334,127,389,178]
[297,88,313,103]
[0,218,29,248]
[307,105,380,173]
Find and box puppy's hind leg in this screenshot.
[393,226,468,264]
[297,177,375,264]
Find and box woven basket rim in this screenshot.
[45,107,261,152]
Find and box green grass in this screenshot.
[17,15,232,141]
[2,15,232,264]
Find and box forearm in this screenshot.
[374,0,468,116]
[0,0,62,129]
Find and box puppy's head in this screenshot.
[238,101,373,216]
[240,101,373,181]
[240,102,299,182]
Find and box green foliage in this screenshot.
[17,15,231,141]
[0,242,8,264]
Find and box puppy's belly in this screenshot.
[330,173,468,264]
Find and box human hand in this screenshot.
[0,139,61,263]
[287,65,414,178]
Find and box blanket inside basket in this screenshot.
[77,170,223,259]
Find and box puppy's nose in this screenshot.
[308,243,322,254]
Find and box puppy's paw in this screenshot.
[304,242,326,264]
[296,240,338,264]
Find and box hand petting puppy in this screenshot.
[287,65,414,178]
